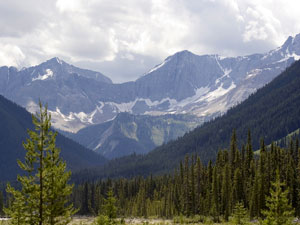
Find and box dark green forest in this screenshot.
[0,95,106,181]
[69,131,300,221]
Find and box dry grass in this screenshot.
[0,219,9,225]
[69,216,95,224]
[0,217,261,224]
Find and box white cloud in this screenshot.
[56,0,86,13]
[0,0,300,82]
[0,44,25,67]
[241,2,280,42]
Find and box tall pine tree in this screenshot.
[5,102,76,225]
[262,170,294,225]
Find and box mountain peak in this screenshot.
[294,33,300,42]
[171,50,195,58]
[46,57,64,65]
[176,49,194,55]
[280,33,300,54]
[282,36,293,48]
[158,50,197,66]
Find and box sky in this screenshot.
[1,0,300,83]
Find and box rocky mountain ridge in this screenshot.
[0,34,299,133]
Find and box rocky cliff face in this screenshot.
[0,34,299,132]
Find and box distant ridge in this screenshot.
[67,112,200,159]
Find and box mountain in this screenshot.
[0,95,106,181]
[0,34,299,133]
[0,58,113,132]
[66,112,200,159]
[72,59,300,180]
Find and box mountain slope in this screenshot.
[0,95,106,181]
[0,34,300,132]
[67,112,200,159]
[0,58,113,132]
[73,59,300,180]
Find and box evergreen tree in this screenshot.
[221,164,231,221]
[258,139,267,215]
[262,170,294,225]
[44,136,77,225]
[195,156,203,214]
[80,182,90,215]
[250,171,260,219]
[211,167,220,222]
[190,156,196,215]
[295,138,299,165]
[103,188,117,220]
[245,130,253,176]
[231,202,248,225]
[183,155,191,216]
[94,188,117,225]
[4,102,76,225]
[232,168,244,206]
[4,185,27,224]
[136,182,147,217]
[230,129,238,174]
[0,191,3,216]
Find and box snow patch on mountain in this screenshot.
[288,53,300,61]
[215,69,232,84]
[55,57,62,64]
[246,69,263,79]
[175,86,210,107]
[32,69,53,81]
[52,107,98,124]
[205,82,236,101]
[98,83,234,116]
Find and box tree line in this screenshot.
[72,130,300,222]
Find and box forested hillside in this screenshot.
[0,96,106,181]
[73,60,300,180]
[72,132,300,222]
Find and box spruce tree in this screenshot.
[250,171,260,219]
[94,188,117,225]
[232,168,244,206]
[258,139,266,215]
[104,188,117,220]
[211,167,220,222]
[0,191,3,216]
[262,170,294,225]
[231,202,248,225]
[230,129,238,173]
[80,182,90,215]
[221,164,231,221]
[4,102,76,225]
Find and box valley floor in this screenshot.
[68,216,260,225]
[2,217,293,224]
[70,217,173,225]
